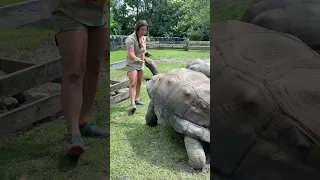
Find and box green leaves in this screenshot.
[110,0,209,40]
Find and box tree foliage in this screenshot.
[110,0,209,40]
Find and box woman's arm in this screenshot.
[126,37,140,61]
[128,47,140,61]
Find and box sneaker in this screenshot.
[130,104,137,112]
[135,100,144,105]
[80,122,109,138]
[66,134,85,157]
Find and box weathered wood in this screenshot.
[110,60,126,70]
[188,41,210,46]
[110,80,129,92]
[110,91,129,106]
[0,0,52,29]
[0,58,62,99]
[0,58,35,74]
[188,47,210,51]
[0,92,62,138]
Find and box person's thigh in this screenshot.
[128,70,138,85]
[86,23,109,73]
[53,12,88,78]
[137,70,144,84]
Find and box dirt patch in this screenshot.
[0,41,60,64]
[30,156,53,169]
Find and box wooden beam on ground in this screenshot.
[110,80,129,92]
[0,92,62,138]
[0,0,52,29]
[0,58,62,99]
[110,91,129,107]
[110,60,126,70]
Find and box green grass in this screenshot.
[110,49,210,79]
[0,80,110,180]
[109,50,210,179]
[0,28,54,54]
[211,0,262,23]
[110,49,210,64]
[0,0,28,7]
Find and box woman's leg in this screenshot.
[135,70,144,103]
[128,70,138,106]
[57,30,88,135]
[79,26,108,126]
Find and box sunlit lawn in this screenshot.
[109,49,210,179]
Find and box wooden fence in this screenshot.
[0,0,110,138]
[110,35,210,51]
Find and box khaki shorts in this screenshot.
[52,11,108,46]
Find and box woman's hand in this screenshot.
[134,57,141,62]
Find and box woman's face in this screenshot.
[137,25,148,38]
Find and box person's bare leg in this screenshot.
[57,30,88,135]
[128,70,138,105]
[79,27,108,125]
[135,70,144,101]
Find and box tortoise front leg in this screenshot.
[145,101,158,126]
[184,136,206,170]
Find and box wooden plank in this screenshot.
[110,91,129,106]
[110,60,126,70]
[189,41,210,46]
[0,0,52,29]
[0,58,62,99]
[188,47,210,51]
[0,92,62,138]
[148,46,187,50]
[110,80,129,92]
[0,57,35,74]
[110,80,119,84]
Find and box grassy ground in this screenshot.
[0,28,54,54]
[211,0,261,23]
[0,80,110,180]
[110,49,209,80]
[0,26,109,179]
[109,50,210,179]
[0,0,28,7]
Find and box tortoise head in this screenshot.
[146,73,165,98]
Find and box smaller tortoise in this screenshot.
[243,0,320,51]
[145,67,210,169]
[186,59,210,78]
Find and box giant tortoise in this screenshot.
[186,59,210,78]
[145,64,210,170]
[243,0,320,52]
[211,20,320,180]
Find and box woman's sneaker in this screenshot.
[130,104,137,112]
[65,134,85,157]
[79,122,109,138]
[135,100,144,105]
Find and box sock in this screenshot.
[79,122,88,128]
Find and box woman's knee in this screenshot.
[64,66,86,84]
[129,81,137,88]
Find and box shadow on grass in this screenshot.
[58,155,80,172]
[112,115,208,174]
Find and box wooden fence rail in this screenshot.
[110,35,210,51]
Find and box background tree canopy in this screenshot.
[110,0,210,41]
